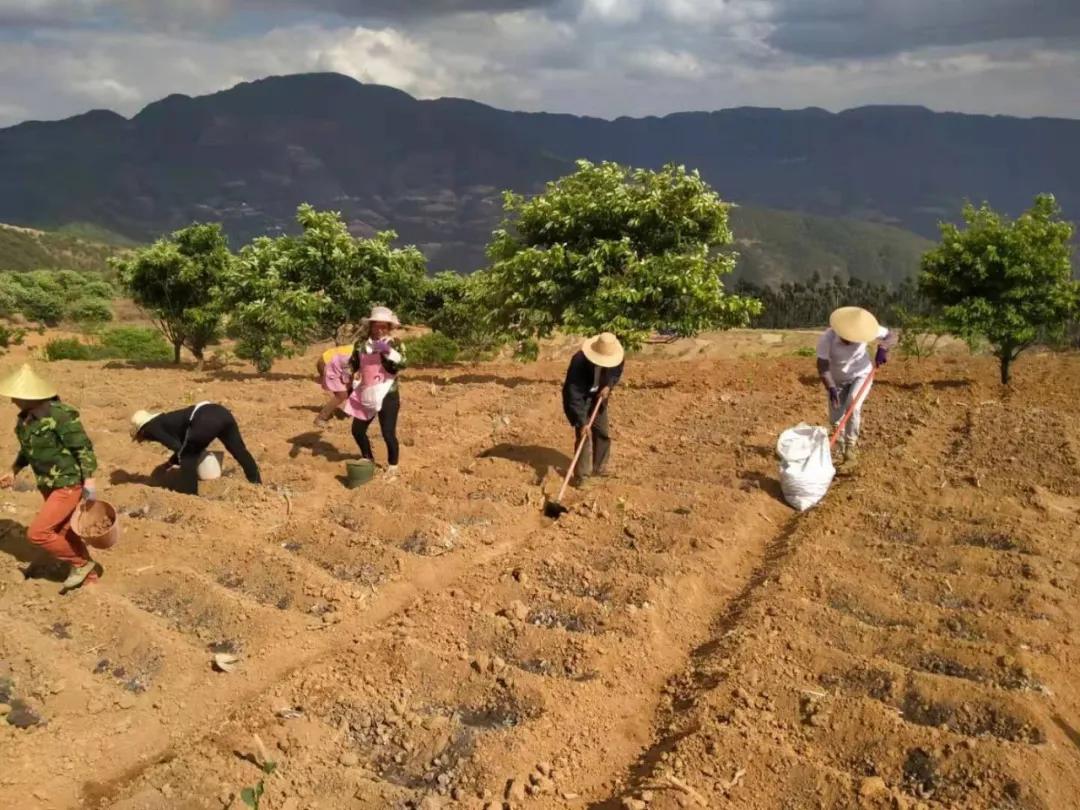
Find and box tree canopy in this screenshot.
[919,194,1079,384]
[479,160,760,350]
[280,205,427,342]
[220,235,327,373]
[113,223,228,363]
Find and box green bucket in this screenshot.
[344,459,375,489]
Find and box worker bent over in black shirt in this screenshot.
[131,403,262,495]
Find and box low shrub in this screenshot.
[44,338,102,361]
[406,332,459,366]
[44,327,172,363]
[0,325,26,349]
[895,309,947,360]
[0,271,114,326]
[99,327,172,362]
[68,297,114,325]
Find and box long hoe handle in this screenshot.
[830,368,877,449]
[555,397,605,504]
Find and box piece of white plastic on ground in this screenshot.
[212,653,238,673]
[776,423,835,511]
[197,451,222,481]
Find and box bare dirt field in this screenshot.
[0,331,1077,810]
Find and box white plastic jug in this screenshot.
[776,423,835,511]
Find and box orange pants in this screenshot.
[29,486,90,568]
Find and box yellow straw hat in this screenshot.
[829,307,880,343]
[582,332,625,368]
[130,409,160,438]
[0,364,58,400]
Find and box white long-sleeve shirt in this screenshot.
[816,326,894,385]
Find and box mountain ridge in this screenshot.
[1,71,1075,281]
[8,73,1080,130]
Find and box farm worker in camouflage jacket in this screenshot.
[0,364,101,591]
[315,306,407,478]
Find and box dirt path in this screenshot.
[0,344,1076,810]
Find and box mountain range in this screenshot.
[1,72,1076,283]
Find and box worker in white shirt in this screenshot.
[816,307,898,465]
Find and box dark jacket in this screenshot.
[562,350,624,427]
[138,404,218,465]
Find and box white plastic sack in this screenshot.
[776,423,834,511]
[197,451,222,481]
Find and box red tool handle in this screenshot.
[829,368,876,449]
[556,396,606,504]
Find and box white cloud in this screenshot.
[624,47,707,81]
[69,76,140,105]
[0,2,1078,127]
[313,27,453,97]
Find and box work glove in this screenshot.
[82,484,97,502]
[875,346,888,367]
[373,338,392,355]
[828,387,841,409]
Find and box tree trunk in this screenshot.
[173,341,182,364]
[1000,353,1011,385]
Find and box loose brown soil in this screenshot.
[0,333,1076,810]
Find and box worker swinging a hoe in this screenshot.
[816,307,897,465]
[562,332,624,485]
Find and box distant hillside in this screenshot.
[728,207,934,286]
[3,72,1075,282]
[0,223,129,273]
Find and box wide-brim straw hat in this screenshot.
[582,332,625,368]
[830,307,880,343]
[0,364,57,400]
[130,409,160,438]
[362,306,400,327]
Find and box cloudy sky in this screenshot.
[1,0,1078,127]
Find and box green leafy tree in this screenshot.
[919,194,1079,384]
[415,271,499,356]
[282,205,428,341]
[481,160,760,351]
[221,236,326,372]
[113,223,229,363]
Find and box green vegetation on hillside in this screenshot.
[0,224,128,274]
[734,275,931,330]
[729,206,933,287]
[0,270,114,325]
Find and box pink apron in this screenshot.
[343,347,395,421]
